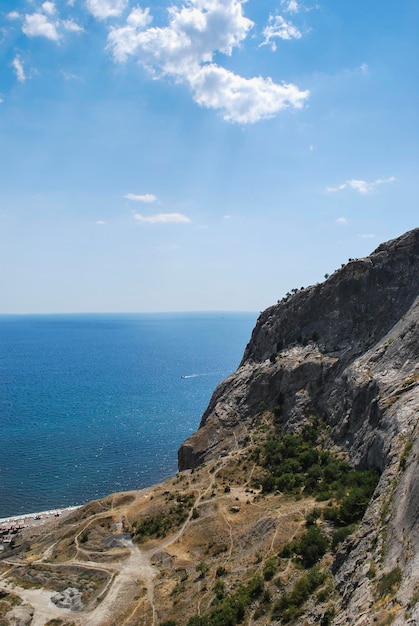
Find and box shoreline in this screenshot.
[0,505,81,531]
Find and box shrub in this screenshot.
[294,526,329,568]
[376,567,402,598]
[331,526,353,550]
[272,567,327,621]
[263,557,278,581]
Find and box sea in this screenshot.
[0,312,257,518]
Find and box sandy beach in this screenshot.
[0,505,81,542]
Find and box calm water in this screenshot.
[0,312,257,518]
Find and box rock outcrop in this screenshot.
[179,227,419,624]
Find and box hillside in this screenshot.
[1,228,418,626]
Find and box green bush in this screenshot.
[272,567,327,621]
[331,525,353,550]
[281,526,329,568]
[263,557,278,581]
[376,567,402,598]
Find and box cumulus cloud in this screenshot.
[124,192,157,203]
[23,12,60,40]
[326,177,396,194]
[12,56,26,82]
[336,217,348,225]
[86,0,128,20]
[261,15,302,50]
[134,212,191,224]
[189,64,307,123]
[7,11,21,20]
[107,0,309,124]
[20,4,83,41]
[41,1,56,15]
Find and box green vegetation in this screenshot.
[186,576,265,626]
[272,567,328,622]
[331,525,354,550]
[254,415,380,566]
[257,417,379,512]
[263,556,278,580]
[280,525,329,568]
[132,492,195,542]
[376,567,402,599]
[399,439,413,470]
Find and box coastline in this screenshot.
[0,505,81,538]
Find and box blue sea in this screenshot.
[0,312,257,518]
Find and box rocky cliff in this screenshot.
[179,227,419,625]
[1,229,417,626]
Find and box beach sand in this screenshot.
[0,505,81,542]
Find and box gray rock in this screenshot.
[51,586,83,611]
[178,228,419,623]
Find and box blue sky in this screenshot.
[0,0,418,313]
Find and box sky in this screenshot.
[0,0,418,314]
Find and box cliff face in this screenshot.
[179,228,419,624]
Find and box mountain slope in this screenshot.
[0,228,417,626]
[179,228,419,624]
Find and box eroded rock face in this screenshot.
[178,228,419,624]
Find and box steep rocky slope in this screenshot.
[179,227,419,624]
[1,229,417,626]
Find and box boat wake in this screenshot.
[181,373,217,379]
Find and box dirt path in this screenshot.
[84,537,157,626]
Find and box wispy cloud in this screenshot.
[336,217,348,225]
[96,220,106,225]
[359,233,375,239]
[134,212,191,224]
[326,176,396,194]
[281,0,300,13]
[62,19,84,33]
[107,0,309,124]
[12,56,26,82]
[261,15,302,51]
[124,193,157,203]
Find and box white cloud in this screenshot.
[96,220,106,225]
[336,217,348,225]
[124,192,157,203]
[62,19,84,32]
[0,94,4,103]
[86,0,128,20]
[189,64,307,123]
[359,233,375,239]
[23,12,61,40]
[108,0,309,124]
[7,11,21,20]
[326,176,396,194]
[12,56,26,82]
[281,0,300,13]
[41,1,56,16]
[261,15,302,50]
[134,212,191,224]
